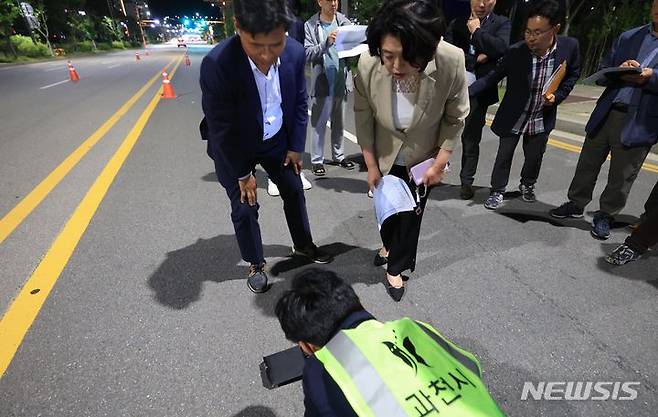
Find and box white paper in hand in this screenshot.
[334,25,368,58]
[373,175,416,229]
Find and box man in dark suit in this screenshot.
[200,0,333,294]
[469,0,580,210]
[551,0,658,240]
[445,0,511,200]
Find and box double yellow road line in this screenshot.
[0,55,184,378]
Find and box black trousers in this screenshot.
[380,165,430,276]
[214,129,313,265]
[460,99,489,186]
[627,180,658,253]
[491,132,549,193]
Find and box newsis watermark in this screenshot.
[520,381,640,401]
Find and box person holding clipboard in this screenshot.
[550,0,658,240]
[469,0,580,210]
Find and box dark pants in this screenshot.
[380,165,430,276]
[459,99,489,186]
[567,109,650,216]
[640,180,658,222]
[626,202,658,253]
[490,132,549,193]
[214,129,313,265]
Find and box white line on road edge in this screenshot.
[307,109,358,144]
[107,63,121,69]
[44,67,64,72]
[40,79,69,90]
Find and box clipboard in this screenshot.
[542,60,567,97]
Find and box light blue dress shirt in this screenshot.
[248,56,284,141]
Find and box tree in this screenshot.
[0,0,20,58]
[100,16,122,42]
[32,2,55,56]
[348,0,380,24]
[67,12,96,49]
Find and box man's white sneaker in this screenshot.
[300,172,312,190]
[267,179,280,196]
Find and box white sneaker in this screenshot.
[300,172,312,190]
[267,179,280,196]
[367,189,373,198]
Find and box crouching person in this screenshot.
[275,268,504,417]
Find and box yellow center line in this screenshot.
[0,57,176,245]
[484,119,658,174]
[0,55,184,379]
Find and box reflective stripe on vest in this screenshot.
[414,321,481,378]
[315,318,504,417]
[324,330,408,417]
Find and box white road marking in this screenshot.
[307,109,358,144]
[108,63,121,69]
[40,79,69,89]
[44,66,64,72]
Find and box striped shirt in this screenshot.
[511,42,557,135]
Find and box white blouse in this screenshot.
[392,73,420,165]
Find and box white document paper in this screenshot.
[373,175,417,229]
[465,71,477,86]
[334,25,368,58]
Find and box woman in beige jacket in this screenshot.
[354,0,469,301]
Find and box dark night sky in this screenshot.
[147,0,219,18]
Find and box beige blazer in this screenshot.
[353,40,470,175]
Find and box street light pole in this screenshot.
[135,5,147,49]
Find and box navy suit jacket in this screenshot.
[445,13,511,106]
[586,24,658,147]
[302,310,374,417]
[199,35,308,179]
[470,36,581,137]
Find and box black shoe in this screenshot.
[373,249,388,266]
[550,201,584,219]
[384,276,406,302]
[484,192,504,210]
[605,243,642,265]
[519,184,536,202]
[247,263,268,293]
[292,244,334,264]
[337,159,355,170]
[460,184,474,200]
[591,212,612,240]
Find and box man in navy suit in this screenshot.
[200,0,333,294]
[551,0,658,240]
[445,0,511,200]
[469,0,580,210]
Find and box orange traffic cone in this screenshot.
[161,77,176,99]
[67,61,80,82]
[161,70,169,80]
[184,53,191,66]
[135,52,140,61]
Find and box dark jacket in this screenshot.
[199,35,308,179]
[469,36,581,137]
[586,24,658,147]
[302,310,374,417]
[445,13,511,107]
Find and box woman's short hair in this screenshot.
[366,0,446,71]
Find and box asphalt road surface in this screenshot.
[0,44,656,417]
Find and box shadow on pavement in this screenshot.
[229,406,277,417]
[147,236,376,310]
[495,200,592,232]
[147,235,291,309]
[313,176,369,194]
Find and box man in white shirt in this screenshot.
[200,0,333,294]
